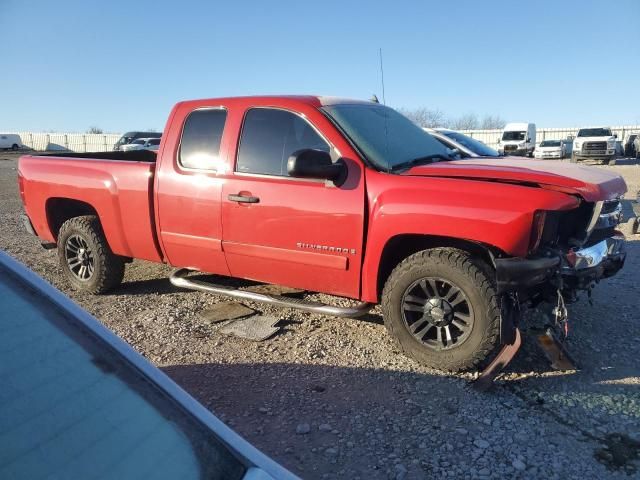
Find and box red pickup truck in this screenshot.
[18,96,627,373]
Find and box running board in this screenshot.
[170,269,374,318]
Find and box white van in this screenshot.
[0,134,23,151]
[497,123,536,157]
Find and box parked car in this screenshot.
[18,96,627,373]
[623,132,638,158]
[571,126,617,164]
[121,137,161,152]
[635,135,640,160]
[0,133,23,150]
[497,123,536,157]
[0,250,296,480]
[113,131,162,151]
[145,137,161,151]
[426,128,501,157]
[534,140,566,159]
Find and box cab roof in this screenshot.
[176,95,374,110]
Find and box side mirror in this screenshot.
[613,134,618,138]
[287,149,347,185]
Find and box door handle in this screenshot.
[228,193,260,204]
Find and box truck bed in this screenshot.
[18,153,163,263]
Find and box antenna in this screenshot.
[379,48,386,105]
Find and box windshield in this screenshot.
[321,104,454,171]
[577,128,612,137]
[440,130,500,157]
[540,140,561,147]
[502,131,526,141]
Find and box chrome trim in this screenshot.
[584,201,603,241]
[170,268,373,318]
[566,235,625,270]
[595,202,623,229]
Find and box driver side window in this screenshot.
[236,108,329,176]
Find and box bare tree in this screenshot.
[479,115,506,130]
[450,113,479,130]
[86,126,103,134]
[399,107,447,128]
[398,107,506,131]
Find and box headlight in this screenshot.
[574,142,582,150]
[607,141,615,148]
[519,142,525,147]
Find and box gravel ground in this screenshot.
[2,151,640,479]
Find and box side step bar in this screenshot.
[170,269,374,318]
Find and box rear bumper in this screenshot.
[21,214,36,236]
[21,214,56,249]
[496,235,626,293]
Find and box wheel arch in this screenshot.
[45,197,100,240]
[373,234,502,303]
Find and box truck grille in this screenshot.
[540,199,622,249]
[583,141,607,152]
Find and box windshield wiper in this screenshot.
[390,153,454,172]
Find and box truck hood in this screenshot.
[404,157,626,201]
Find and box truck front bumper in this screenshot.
[495,235,626,293]
[574,149,615,160]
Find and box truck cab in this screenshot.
[497,122,536,157]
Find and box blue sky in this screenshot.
[1,0,639,132]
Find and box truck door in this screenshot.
[155,107,231,275]
[221,107,365,299]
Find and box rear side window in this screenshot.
[236,108,329,176]
[179,109,227,170]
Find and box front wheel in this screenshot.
[382,248,501,372]
[11,144,19,151]
[57,215,125,294]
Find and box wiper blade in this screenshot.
[391,153,453,172]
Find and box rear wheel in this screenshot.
[57,215,124,294]
[381,248,501,372]
[11,144,19,151]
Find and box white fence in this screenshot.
[8,125,640,153]
[460,125,640,149]
[11,132,122,152]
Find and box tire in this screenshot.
[57,215,124,294]
[381,248,501,372]
[11,144,19,151]
[602,158,611,165]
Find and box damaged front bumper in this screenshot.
[495,234,626,293]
